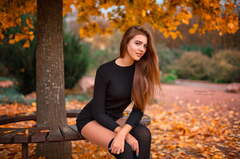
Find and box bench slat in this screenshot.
[30,127,49,143]
[0,129,24,144]
[14,130,29,143]
[0,109,80,125]
[0,128,16,135]
[68,125,79,133]
[47,128,64,142]
[0,113,36,125]
[59,125,83,141]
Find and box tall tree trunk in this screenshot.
[35,0,72,158]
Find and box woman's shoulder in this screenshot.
[97,58,115,73]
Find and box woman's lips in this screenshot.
[136,53,142,57]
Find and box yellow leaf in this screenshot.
[0,33,4,40]
[170,32,177,39]
[163,32,169,38]
[227,23,234,29]
[29,34,34,40]
[142,10,146,17]
[23,40,30,48]
[9,39,15,44]
[189,28,195,34]
[204,14,211,20]
[182,18,189,25]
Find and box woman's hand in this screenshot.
[109,133,125,155]
[126,133,139,156]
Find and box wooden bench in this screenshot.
[0,109,151,159]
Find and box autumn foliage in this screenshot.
[0,0,239,47]
[0,94,239,158]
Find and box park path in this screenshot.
[153,79,240,111]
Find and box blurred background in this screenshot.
[1,7,240,103]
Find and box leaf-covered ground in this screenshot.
[0,80,239,159]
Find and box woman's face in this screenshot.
[126,34,147,61]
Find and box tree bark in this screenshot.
[36,0,71,158]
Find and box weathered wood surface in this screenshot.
[0,112,151,144]
[0,125,83,144]
[0,109,151,159]
[0,109,81,125]
[0,109,151,126]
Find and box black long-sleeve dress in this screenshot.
[76,58,143,135]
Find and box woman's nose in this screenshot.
[139,45,145,52]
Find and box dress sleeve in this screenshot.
[91,66,120,131]
[125,105,144,128]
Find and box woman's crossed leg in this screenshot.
[80,119,135,159]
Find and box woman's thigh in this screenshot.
[80,120,116,149]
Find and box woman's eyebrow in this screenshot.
[135,40,147,45]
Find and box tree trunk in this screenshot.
[35,0,71,158]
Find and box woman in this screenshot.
[76,25,160,159]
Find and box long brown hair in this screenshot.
[119,25,161,111]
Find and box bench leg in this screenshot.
[22,143,28,159]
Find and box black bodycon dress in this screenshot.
[76,58,144,136]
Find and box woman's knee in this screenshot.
[108,140,134,158]
[131,124,152,143]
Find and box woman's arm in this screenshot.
[114,106,143,135]
[125,106,144,128]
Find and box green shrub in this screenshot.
[161,70,178,84]
[0,32,90,94]
[208,50,240,83]
[0,78,31,104]
[169,51,212,80]
[65,94,90,102]
[0,87,26,104]
[181,45,214,57]
[88,49,115,71]
[156,44,182,73]
[64,32,90,89]
[0,41,36,94]
[87,31,123,72]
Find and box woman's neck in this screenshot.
[116,56,134,67]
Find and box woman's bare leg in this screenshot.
[80,120,116,149]
[80,117,127,149]
[80,118,136,159]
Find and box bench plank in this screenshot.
[0,109,151,159]
[0,128,25,144]
[30,127,49,143]
[47,128,64,142]
[14,129,29,143]
[0,113,36,125]
[0,109,80,125]
[69,125,79,133]
[59,125,82,141]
